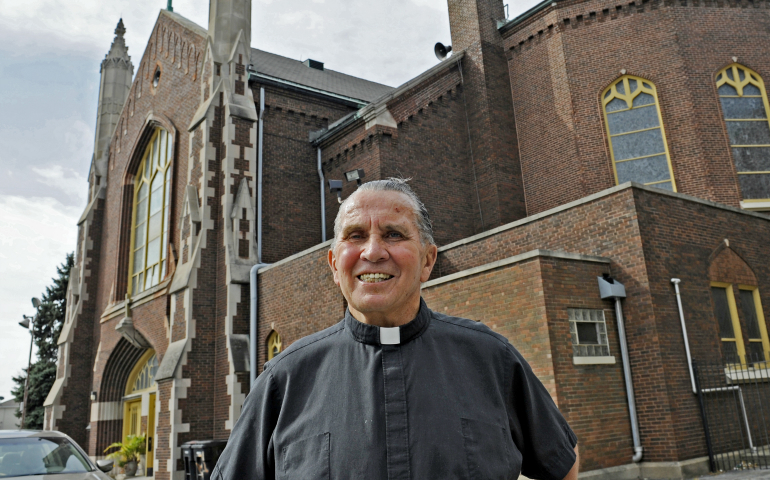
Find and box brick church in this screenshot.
[44,0,770,478]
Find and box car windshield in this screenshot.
[0,436,94,477]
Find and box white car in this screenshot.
[0,430,113,479]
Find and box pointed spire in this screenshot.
[103,18,131,65]
[115,18,126,37]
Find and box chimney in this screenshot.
[447,0,527,228]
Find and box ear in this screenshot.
[328,248,341,286]
[420,244,438,283]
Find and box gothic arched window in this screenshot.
[602,76,676,191]
[266,331,283,361]
[716,64,770,206]
[129,128,172,295]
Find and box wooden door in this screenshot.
[146,393,155,475]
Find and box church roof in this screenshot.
[250,48,394,104]
[160,9,393,104]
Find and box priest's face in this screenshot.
[329,190,438,327]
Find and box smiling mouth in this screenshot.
[358,273,393,283]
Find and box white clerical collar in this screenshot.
[380,327,401,345]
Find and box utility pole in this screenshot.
[18,297,41,430]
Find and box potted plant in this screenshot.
[104,434,146,478]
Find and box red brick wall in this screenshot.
[320,65,485,245]
[258,84,356,262]
[632,188,770,459]
[448,0,527,226]
[503,0,770,213]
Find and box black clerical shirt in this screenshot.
[212,299,577,480]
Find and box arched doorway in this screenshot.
[123,349,158,476]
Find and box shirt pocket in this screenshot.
[280,432,331,480]
[461,418,520,480]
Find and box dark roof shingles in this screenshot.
[250,48,393,103]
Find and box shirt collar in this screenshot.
[344,298,431,346]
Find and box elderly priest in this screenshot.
[212,179,579,480]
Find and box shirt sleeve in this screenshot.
[211,366,281,480]
[506,345,578,480]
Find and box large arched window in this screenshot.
[602,76,676,191]
[129,128,172,295]
[716,64,770,206]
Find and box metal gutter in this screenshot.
[310,52,466,148]
[248,71,369,108]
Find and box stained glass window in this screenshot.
[130,352,158,393]
[602,76,676,191]
[266,331,282,361]
[130,128,172,295]
[716,64,770,203]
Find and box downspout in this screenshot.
[251,87,270,388]
[598,276,643,463]
[614,298,644,463]
[671,279,697,394]
[317,147,326,242]
[250,263,269,388]
[257,87,265,263]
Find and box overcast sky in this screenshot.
[0,0,540,404]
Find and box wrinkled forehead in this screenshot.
[339,190,418,228]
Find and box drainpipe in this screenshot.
[257,87,265,263]
[671,279,697,394]
[317,147,326,242]
[598,275,644,463]
[251,87,270,388]
[250,263,270,388]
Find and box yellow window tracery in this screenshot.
[716,64,770,203]
[126,350,158,395]
[602,76,677,191]
[266,331,282,361]
[129,128,172,295]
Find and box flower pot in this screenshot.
[123,460,138,477]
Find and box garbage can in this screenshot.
[180,440,228,480]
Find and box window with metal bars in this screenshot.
[711,283,770,365]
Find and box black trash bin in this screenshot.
[180,440,228,480]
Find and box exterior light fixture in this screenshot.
[344,169,365,185]
[91,391,98,401]
[328,179,343,204]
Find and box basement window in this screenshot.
[568,308,615,365]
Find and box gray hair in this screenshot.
[331,178,435,249]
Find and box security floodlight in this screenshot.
[31,297,41,309]
[19,316,31,329]
[344,169,365,185]
[328,179,343,204]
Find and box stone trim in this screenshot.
[421,249,610,289]
[438,183,770,253]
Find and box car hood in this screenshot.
[3,472,111,480]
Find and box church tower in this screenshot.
[92,19,133,189]
[447,0,526,227]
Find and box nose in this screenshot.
[360,235,389,263]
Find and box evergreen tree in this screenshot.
[12,253,73,429]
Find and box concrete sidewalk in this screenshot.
[693,471,770,479]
